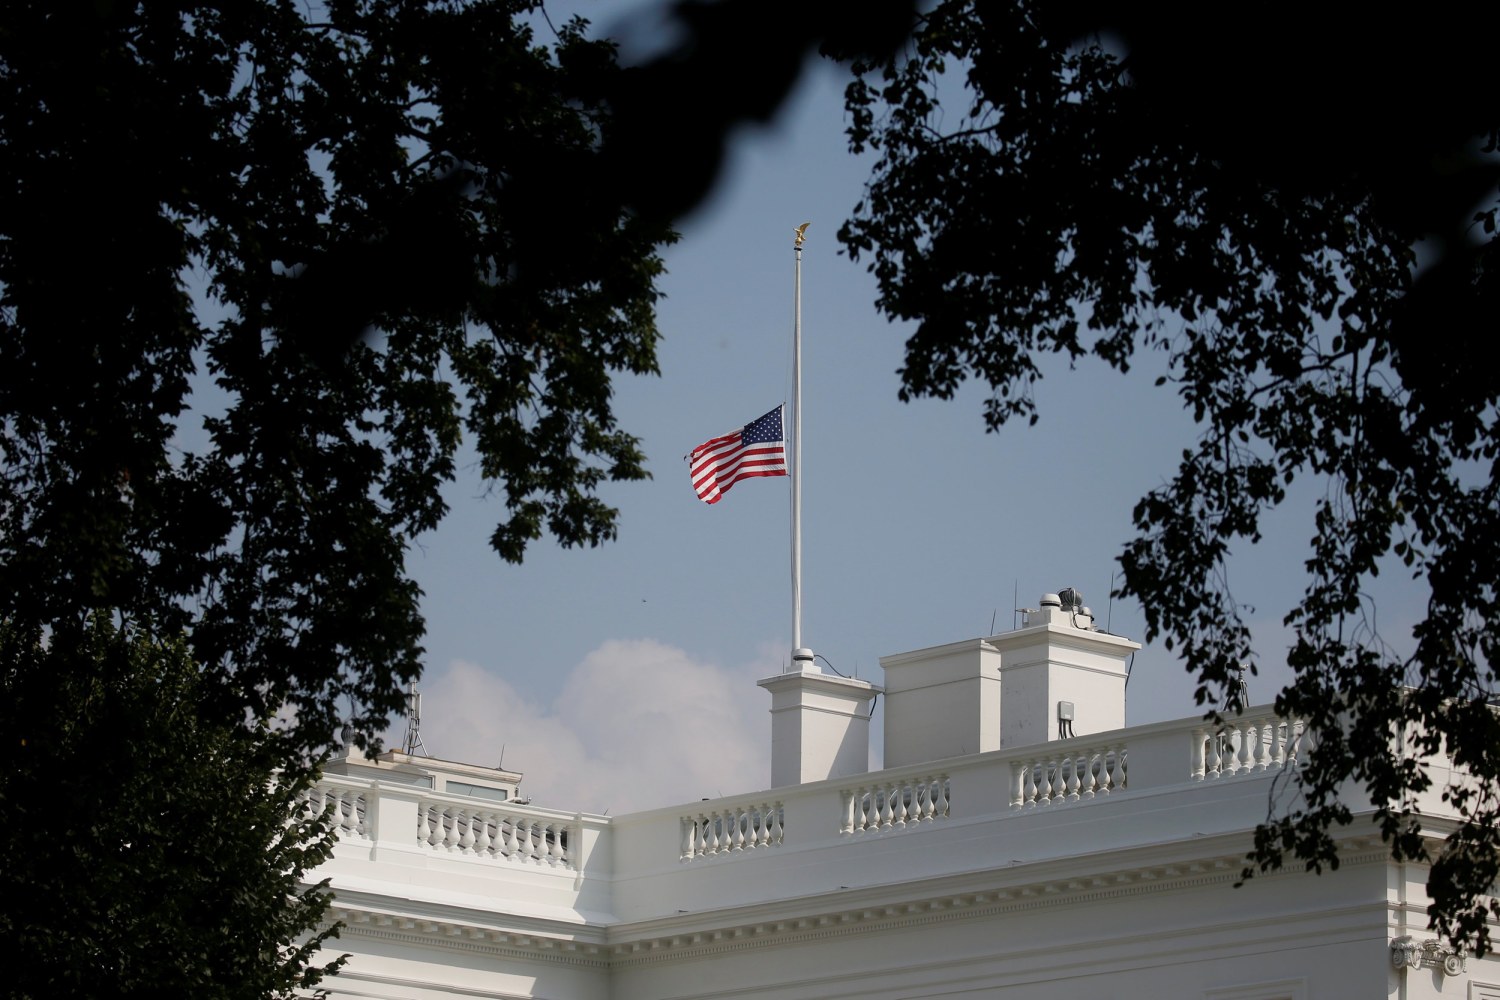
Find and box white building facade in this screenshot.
[309,593,1492,999]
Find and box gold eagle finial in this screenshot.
[794,222,811,247]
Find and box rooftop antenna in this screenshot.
[1232,663,1250,711]
[1107,571,1115,633]
[401,680,426,756]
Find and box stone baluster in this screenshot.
[476,812,492,854]
[514,819,531,861]
[1190,728,1208,780]
[481,812,497,854]
[495,817,512,857]
[534,820,547,861]
[447,808,464,850]
[1078,749,1098,799]
[455,810,474,852]
[510,819,527,859]
[727,811,743,852]
[1270,722,1289,768]
[443,808,459,850]
[1251,720,1270,771]
[416,805,431,846]
[476,814,494,856]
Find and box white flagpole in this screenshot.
[792,222,813,671]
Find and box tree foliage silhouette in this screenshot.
[0,614,343,997]
[0,1,674,753]
[1,2,674,989]
[835,1,1500,952]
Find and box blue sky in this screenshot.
[355,8,1431,812]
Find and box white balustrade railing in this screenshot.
[1010,742,1126,808]
[420,803,575,867]
[841,773,950,834]
[310,708,1315,883]
[308,784,368,839]
[1192,714,1305,780]
[681,802,784,859]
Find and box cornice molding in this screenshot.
[325,907,609,970]
[323,835,1389,971]
[607,835,1389,968]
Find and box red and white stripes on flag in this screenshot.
[688,405,788,504]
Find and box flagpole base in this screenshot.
[792,647,818,673]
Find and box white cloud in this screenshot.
[404,639,777,814]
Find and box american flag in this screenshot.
[688,405,788,504]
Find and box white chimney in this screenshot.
[881,589,1140,768]
[758,661,881,787]
[992,590,1139,748]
